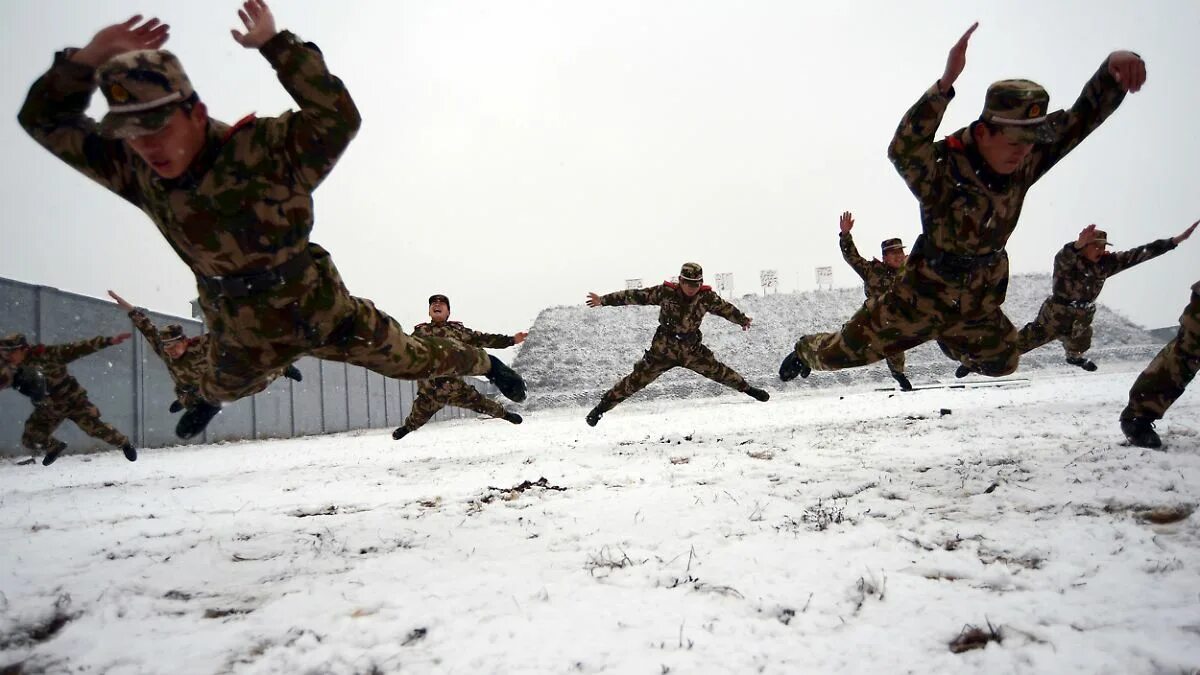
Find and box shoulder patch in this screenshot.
[663,281,677,289]
[700,285,713,292]
[222,114,258,143]
[31,345,47,357]
[945,135,965,152]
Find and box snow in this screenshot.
[2,365,1198,673]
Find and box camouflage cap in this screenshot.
[428,294,450,309]
[96,50,196,139]
[881,238,905,254]
[161,324,186,343]
[0,333,29,351]
[679,262,703,283]
[1090,230,1114,247]
[981,79,1056,144]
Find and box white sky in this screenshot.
[1,1,1197,334]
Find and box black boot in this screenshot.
[586,407,604,427]
[392,426,411,441]
[486,356,527,403]
[1065,356,1098,372]
[121,444,138,462]
[744,386,770,402]
[890,369,913,392]
[283,365,304,382]
[41,443,65,467]
[1120,417,1162,449]
[955,365,971,379]
[504,412,523,424]
[176,401,221,440]
[168,399,184,414]
[778,352,811,381]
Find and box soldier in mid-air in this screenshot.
[779,23,1147,384]
[19,0,525,441]
[391,294,527,441]
[0,332,137,466]
[1015,221,1195,373]
[584,262,769,426]
[837,211,913,391]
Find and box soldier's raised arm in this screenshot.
[1027,52,1141,182]
[1102,220,1193,277]
[457,327,518,350]
[42,334,131,364]
[887,23,976,199]
[17,16,168,204]
[588,285,665,308]
[232,0,362,191]
[110,290,171,359]
[0,363,15,391]
[837,211,871,280]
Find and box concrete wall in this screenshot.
[0,277,499,458]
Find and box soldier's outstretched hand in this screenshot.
[839,211,854,234]
[1107,51,1147,93]
[939,22,978,94]
[742,317,753,331]
[1076,224,1099,247]
[586,292,603,308]
[72,16,170,68]
[107,290,135,313]
[110,332,133,346]
[231,0,278,49]
[1173,219,1199,245]
[513,331,529,344]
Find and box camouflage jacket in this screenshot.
[0,363,14,391]
[840,232,901,299]
[601,282,749,343]
[19,31,361,313]
[129,310,209,401]
[15,337,115,403]
[887,62,1126,305]
[411,321,516,349]
[1052,238,1176,303]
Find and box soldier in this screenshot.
[107,290,302,414]
[779,23,1147,384]
[1015,222,1196,373]
[391,295,527,440]
[1120,281,1200,449]
[0,333,138,466]
[837,211,913,391]
[584,262,769,426]
[18,1,525,441]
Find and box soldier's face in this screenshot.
[1,348,28,365]
[680,281,702,297]
[428,301,449,321]
[164,341,188,359]
[974,125,1034,175]
[883,249,906,269]
[125,104,209,179]
[1081,242,1106,263]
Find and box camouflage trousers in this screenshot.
[22,392,129,454]
[401,378,508,432]
[598,340,749,410]
[197,250,491,403]
[1016,299,1095,357]
[885,352,906,374]
[794,287,1019,377]
[1122,289,1200,421]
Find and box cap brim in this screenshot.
[1000,121,1057,145]
[97,107,175,139]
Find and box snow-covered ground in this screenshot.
[2,364,1198,674]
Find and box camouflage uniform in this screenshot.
[1122,281,1200,423]
[592,266,756,414]
[128,311,209,408]
[1017,233,1176,358]
[397,320,515,433]
[840,232,906,374]
[18,35,494,409]
[0,334,130,457]
[790,67,1127,377]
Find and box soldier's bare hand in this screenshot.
[73,16,170,68]
[110,332,133,346]
[231,0,278,49]
[742,317,753,331]
[839,211,854,234]
[1174,220,1199,245]
[513,331,529,344]
[1107,51,1146,93]
[1076,224,1099,248]
[107,290,135,312]
[586,292,603,308]
[939,22,978,94]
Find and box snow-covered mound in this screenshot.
[515,273,1162,409]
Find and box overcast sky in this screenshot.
[1,0,1197,335]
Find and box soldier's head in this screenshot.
[678,262,704,297]
[0,334,30,365]
[161,325,189,359]
[96,50,209,179]
[428,294,450,322]
[971,79,1054,175]
[881,238,906,270]
[1081,228,1112,263]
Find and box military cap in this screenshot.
[1090,230,1114,247]
[980,79,1056,144]
[428,294,450,309]
[679,262,703,283]
[96,50,196,139]
[881,238,905,254]
[0,333,29,351]
[161,324,187,343]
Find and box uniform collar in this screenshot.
[156,119,231,189]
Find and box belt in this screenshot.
[916,235,1003,276]
[660,329,701,344]
[1051,296,1095,310]
[196,249,313,299]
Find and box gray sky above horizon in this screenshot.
[1,0,1197,335]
